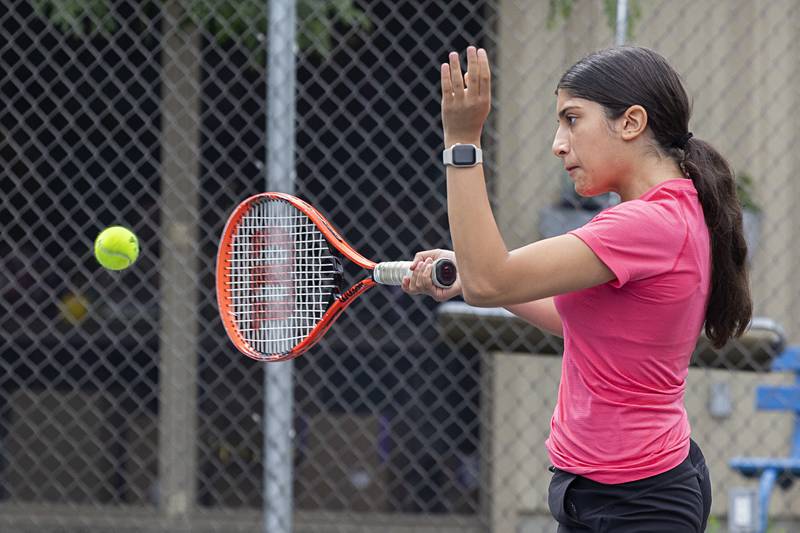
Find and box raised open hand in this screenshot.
[441,46,491,147]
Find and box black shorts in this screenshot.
[547,439,712,533]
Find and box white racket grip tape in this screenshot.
[373,258,457,289]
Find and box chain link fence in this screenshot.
[2,0,800,531]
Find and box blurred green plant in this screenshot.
[32,0,370,59]
[737,172,762,213]
[547,0,643,40]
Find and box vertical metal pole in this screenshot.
[264,0,296,532]
[608,0,629,210]
[158,0,201,518]
[615,0,628,46]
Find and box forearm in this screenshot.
[503,297,563,337]
[446,161,509,305]
[441,47,511,305]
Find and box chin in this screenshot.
[573,185,595,198]
[574,183,607,198]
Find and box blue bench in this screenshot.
[730,345,800,533]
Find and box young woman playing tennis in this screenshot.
[403,46,751,531]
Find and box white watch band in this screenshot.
[442,144,483,167]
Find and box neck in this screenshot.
[615,155,684,202]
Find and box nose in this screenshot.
[552,126,568,158]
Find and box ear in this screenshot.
[619,105,648,141]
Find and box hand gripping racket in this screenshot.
[216,192,458,362]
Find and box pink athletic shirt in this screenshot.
[547,178,711,484]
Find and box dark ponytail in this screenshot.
[558,46,752,348]
[682,138,751,347]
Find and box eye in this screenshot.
[567,116,577,125]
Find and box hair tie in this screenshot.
[673,132,693,150]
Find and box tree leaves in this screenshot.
[547,0,642,40]
[32,0,119,36]
[32,0,371,59]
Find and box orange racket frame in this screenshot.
[216,192,456,362]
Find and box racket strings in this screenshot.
[227,199,336,355]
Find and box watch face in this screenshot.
[451,144,476,165]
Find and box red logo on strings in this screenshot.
[250,227,295,328]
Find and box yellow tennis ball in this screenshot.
[94,226,139,271]
[59,292,89,324]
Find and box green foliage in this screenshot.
[736,172,761,213]
[547,0,642,40]
[546,0,573,29]
[32,0,370,58]
[296,0,371,57]
[705,515,721,533]
[32,0,118,35]
[188,0,267,52]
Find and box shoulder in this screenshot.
[567,186,699,287]
[586,196,687,239]
[569,197,688,281]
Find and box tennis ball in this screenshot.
[59,292,89,324]
[94,226,139,270]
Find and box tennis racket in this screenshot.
[216,192,458,362]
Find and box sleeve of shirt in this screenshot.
[568,200,688,288]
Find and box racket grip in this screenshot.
[373,258,457,288]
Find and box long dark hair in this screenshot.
[558,46,751,348]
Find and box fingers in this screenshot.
[411,249,441,270]
[441,63,452,99]
[478,48,491,98]
[449,51,464,98]
[411,251,425,270]
[404,251,459,301]
[403,257,435,295]
[466,46,478,92]
[442,47,490,98]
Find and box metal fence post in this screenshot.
[264,0,297,532]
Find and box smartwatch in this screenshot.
[442,143,483,167]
